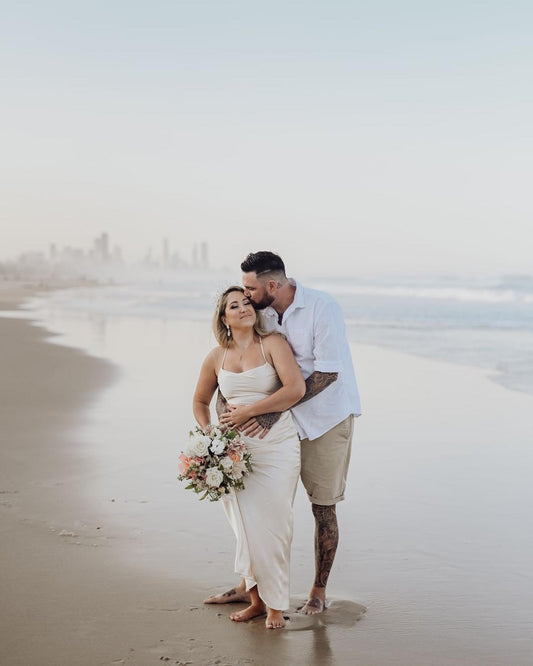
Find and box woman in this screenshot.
[193,286,305,629]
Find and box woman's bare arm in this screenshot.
[192,349,220,430]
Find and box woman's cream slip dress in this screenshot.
[217,338,300,610]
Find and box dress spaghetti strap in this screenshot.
[259,337,267,363]
[221,345,229,370]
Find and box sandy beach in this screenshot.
[1,282,533,665]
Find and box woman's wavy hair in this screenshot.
[213,286,269,346]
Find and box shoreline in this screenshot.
[2,282,533,665]
[22,278,533,400]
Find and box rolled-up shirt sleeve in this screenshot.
[312,300,344,373]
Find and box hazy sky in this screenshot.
[2,1,532,276]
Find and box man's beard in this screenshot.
[251,293,275,310]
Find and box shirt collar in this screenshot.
[263,279,305,322]
[290,279,306,309]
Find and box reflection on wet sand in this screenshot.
[201,597,367,666]
[285,598,367,632]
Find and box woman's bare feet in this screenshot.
[230,601,266,622]
[203,580,251,604]
[265,609,286,629]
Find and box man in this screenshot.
[207,251,361,614]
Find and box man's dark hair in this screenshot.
[240,251,286,276]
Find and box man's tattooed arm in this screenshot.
[216,389,228,419]
[255,412,282,429]
[217,372,337,424]
[216,389,282,428]
[296,371,338,406]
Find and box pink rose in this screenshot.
[178,452,191,475]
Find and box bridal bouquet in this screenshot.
[178,425,253,501]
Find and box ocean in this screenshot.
[24,271,533,397]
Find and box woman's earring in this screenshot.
[226,325,231,338]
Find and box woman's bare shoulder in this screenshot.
[262,332,290,351]
[204,345,226,367]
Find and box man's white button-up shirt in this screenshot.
[262,280,361,441]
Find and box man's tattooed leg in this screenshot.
[203,579,251,604]
[299,504,339,615]
[313,504,339,588]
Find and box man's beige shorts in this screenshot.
[300,414,355,506]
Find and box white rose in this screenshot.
[205,467,224,488]
[220,456,233,470]
[187,434,210,457]
[210,437,226,455]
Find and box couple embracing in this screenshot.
[193,251,361,629]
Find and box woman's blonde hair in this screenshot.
[213,286,269,346]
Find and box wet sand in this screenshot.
[1,283,533,665]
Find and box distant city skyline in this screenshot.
[2,232,211,274]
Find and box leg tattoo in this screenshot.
[312,503,339,589]
[203,579,251,604]
[298,504,339,615]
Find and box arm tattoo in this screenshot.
[216,389,228,418]
[255,412,282,429]
[216,389,281,429]
[297,371,338,405]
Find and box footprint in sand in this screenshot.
[283,596,366,631]
[0,490,18,508]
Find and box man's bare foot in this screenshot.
[203,585,251,604]
[298,597,326,615]
[266,609,286,629]
[230,602,266,622]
